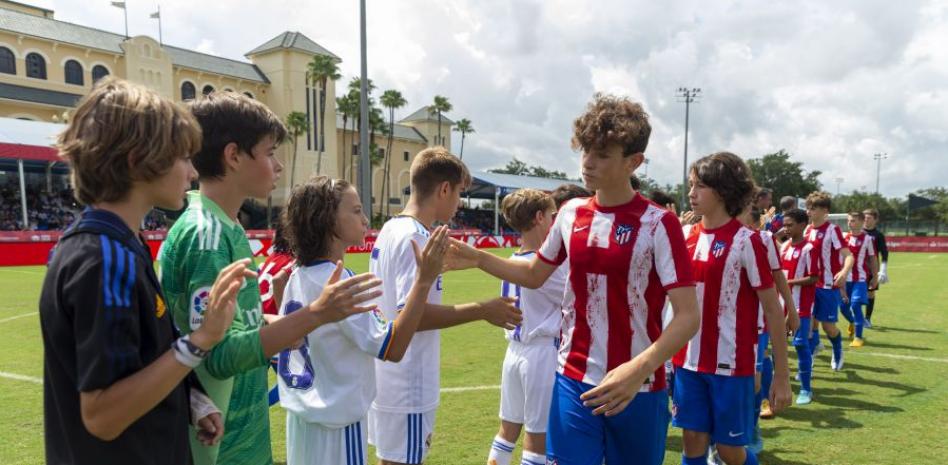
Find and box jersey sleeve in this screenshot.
[65,241,144,392]
[875,232,889,262]
[804,246,819,277]
[178,244,267,380]
[743,233,775,290]
[538,204,569,265]
[653,212,695,290]
[865,236,876,258]
[830,225,844,251]
[764,234,781,271]
[338,310,395,360]
[392,231,428,311]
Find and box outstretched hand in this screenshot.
[198,258,257,346]
[480,297,522,330]
[307,262,383,323]
[443,238,480,272]
[412,225,450,284]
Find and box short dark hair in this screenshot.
[410,146,471,198]
[501,189,554,233]
[572,93,651,156]
[779,196,797,211]
[551,183,591,209]
[863,208,879,219]
[757,188,772,200]
[271,218,290,254]
[188,91,287,179]
[689,152,756,217]
[848,211,865,221]
[784,208,808,225]
[648,190,676,207]
[282,176,350,264]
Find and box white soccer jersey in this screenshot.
[501,252,566,344]
[370,216,443,414]
[277,261,395,428]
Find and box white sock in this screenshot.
[488,435,515,465]
[521,450,545,465]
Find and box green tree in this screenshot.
[284,111,308,189]
[489,157,572,180]
[336,93,358,182]
[747,150,822,200]
[453,118,474,160]
[347,78,377,183]
[431,95,452,146]
[380,90,407,216]
[305,54,341,175]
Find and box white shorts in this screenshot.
[286,412,368,465]
[499,337,558,433]
[368,408,437,464]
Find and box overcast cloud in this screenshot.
[40,0,948,197]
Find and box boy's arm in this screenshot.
[868,254,879,289]
[79,259,252,441]
[447,239,558,289]
[416,298,521,331]
[772,270,799,332]
[834,232,855,287]
[760,286,792,412]
[786,275,818,286]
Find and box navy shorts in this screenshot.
[813,287,842,322]
[672,368,755,447]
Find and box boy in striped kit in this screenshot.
[487,189,565,465]
[841,212,877,347]
[449,94,700,465]
[779,209,819,405]
[673,152,792,465]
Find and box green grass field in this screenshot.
[1,251,946,464]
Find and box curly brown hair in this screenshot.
[805,191,832,210]
[572,93,651,156]
[690,152,757,217]
[282,176,350,264]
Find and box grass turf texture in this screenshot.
[0,251,945,464]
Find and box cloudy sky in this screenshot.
[40,0,947,197]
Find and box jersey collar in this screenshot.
[187,191,238,228]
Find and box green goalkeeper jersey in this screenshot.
[160,191,271,465]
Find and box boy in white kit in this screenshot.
[369,147,522,465]
[487,189,566,465]
[277,176,450,465]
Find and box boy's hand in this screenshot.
[580,357,649,416]
[840,288,849,305]
[307,262,382,323]
[833,271,848,289]
[413,225,449,285]
[769,376,793,414]
[444,238,480,272]
[679,211,699,226]
[786,306,800,334]
[869,276,879,290]
[195,412,224,446]
[194,258,256,348]
[480,297,522,330]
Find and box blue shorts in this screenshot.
[846,282,869,305]
[813,288,842,322]
[756,332,770,370]
[672,368,755,447]
[547,373,669,465]
[792,317,812,346]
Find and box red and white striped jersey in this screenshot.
[844,232,876,282]
[780,240,818,318]
[804,222,844,289]
[757,230,782,333]
[537,194,694,392]
[673,219,775,377]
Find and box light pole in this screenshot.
[835,176,844,196]
[873,153,888,196]
[677,87,701,210]
[358,0,372,216]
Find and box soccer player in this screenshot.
[778,209,818,404]
[862,208,889,327]
[39,77,255,465]
[550,183,592,209]
[259,221,295,317]
[277,177,448,465]
[767,196,798,239]
[842,212,878,347]
[161,92,382,465]
[803,192,855,371]
[368,147,522,465]
[448,94,700,465]
[486,189,565,465]
[673,152,792,465]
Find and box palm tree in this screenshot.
[336,93,357,182]
[453,118,474,160]
[380,90,407,216]
[431,95,452,146]
[306,55,341,174]
[347,78,376,183]
[284,111,308,189]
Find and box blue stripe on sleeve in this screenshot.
[345,424,352,465]
[377,322,394,360]
[112,240,125,308]
[100,235,113,307]
[124,247,135,307]
[406,414,413,463]
[356,421,364,465]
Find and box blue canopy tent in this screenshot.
[462,171,581,234]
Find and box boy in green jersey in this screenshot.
[161,91,382,465]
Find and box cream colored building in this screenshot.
[0,0,452,217]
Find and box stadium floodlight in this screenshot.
[873,153,888,196]
[676,87,701,209]
[835,176,844,196]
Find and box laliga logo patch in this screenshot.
[371,308,388,326]
[614,224,634,245]
[190,287,211,330]
[712,240,727,258]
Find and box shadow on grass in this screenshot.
[858,341,933,351]
[871,325,939,335]
[665,433,816,465]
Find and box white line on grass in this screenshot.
[0,371,41,384]
[0,312,37,324]
[858,351,948,364]
[440,385,500,393]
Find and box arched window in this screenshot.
[181,81,196,100]
[202,85,215,97]
[243,91,254,99]
[0,48,15,74]
[64,60,83,85]
[92,65,109,82]
[26,53,46,79]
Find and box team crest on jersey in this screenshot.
[793,250,800,259]
[190,287,211,330]
[155,295,166,318]
[371,308,388,326]
[614,224,634,245]
[712,240,727,258]
[817,231,825,239]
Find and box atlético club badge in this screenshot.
[614,224,634,245]
[712,240,727,258]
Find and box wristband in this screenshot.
[172,335,207,369]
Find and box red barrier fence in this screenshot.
[3,231,944,267]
